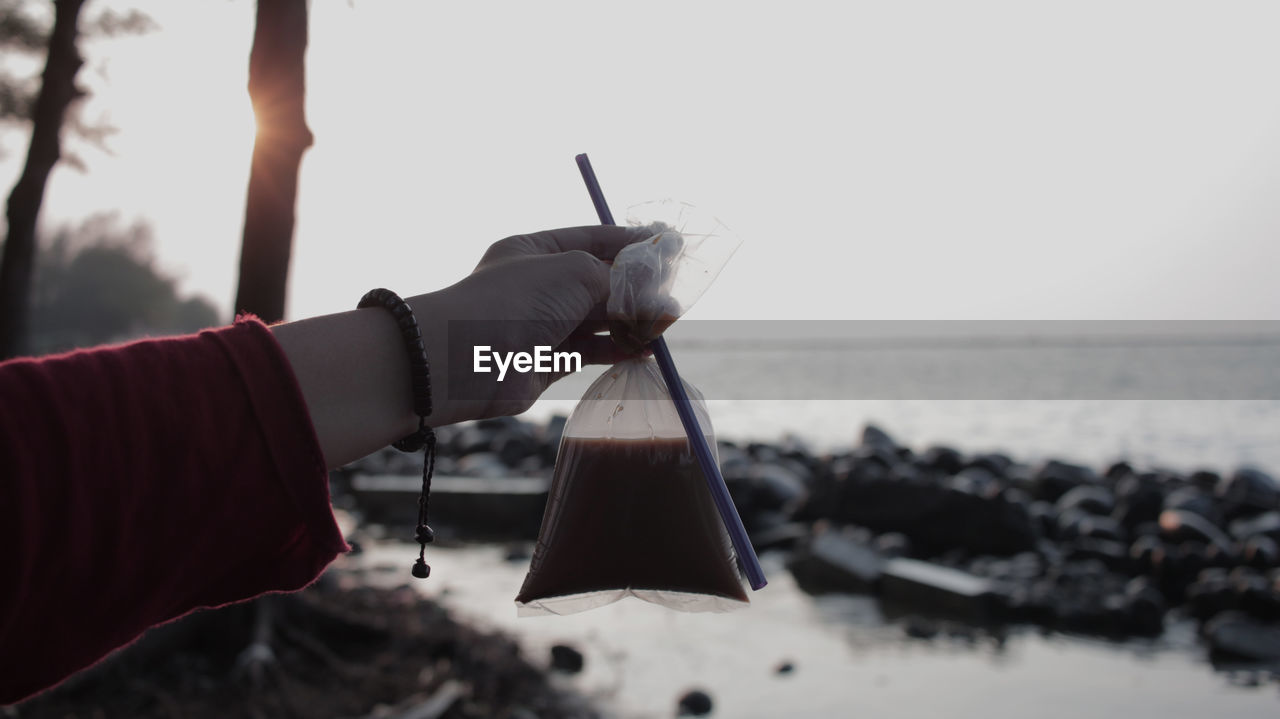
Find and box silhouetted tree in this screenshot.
[0,0,87,359]
[30,215,220,354]
[234,0,313,323]
[0,0,152,358]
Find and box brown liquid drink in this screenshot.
[516,437,748,604]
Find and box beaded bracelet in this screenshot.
[358,288,436,579]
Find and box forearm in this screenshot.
[270,291,455,469]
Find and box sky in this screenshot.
[3,0,1280,323]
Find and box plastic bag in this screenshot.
[513,360,748,615]
[608,201,740,351]
[515,202,746,616]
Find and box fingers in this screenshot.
[480,225,650,268]
[557,332,648,367]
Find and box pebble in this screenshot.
[1205,611,1280,662]
[677,689,714,716]
[549,644,584,674]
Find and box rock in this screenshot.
[945,467,999,497]
[748,441,781,463]
[1187,567,1237,619]
[1159,510,1232,552]
[1066,538,1132,573]
[1112,474,1165,531]
[677,689,714,716]
[1229,511,1280,543]
[861,424,898,452]
[1189,469,1222,491]
[851,444,897,472]
[1035,538,1064,570]
[805,471,1037,556]
[1027,501,1057,539]
[1105,461,1135,480]
[967,453,1014,478]
[1243,535,1279,570]
[1129,535,1168,575]
[919,445,965,475]
[880,558,1008,622]
[549,644,584,674]
[716,441,752,475]
[778,433,816,463]
[1204,611,1280,662]
[1042,562,1136,637]
[1055,486,1115,516]
[1124,577,1166,637]
[872,532,912,558]
[1056,592,1129,637]
[740,462,809,510]
[1006,552,1046,581]
[1163,487,1219,523]
[1054,508,1090,542]
[774,661,795,675]
[749,522,809,553]
[903,616,940,639]
[1165,542,1213,598]
[1077,514,1126,543]
[1219,467,1280,519]
[1001,486,1032,508]
[1006,581,1057,624]
[1031,460,1098,503]
[786,530,885,595]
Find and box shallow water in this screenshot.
[342,543,1280,718]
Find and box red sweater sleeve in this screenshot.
[0,317,349,704]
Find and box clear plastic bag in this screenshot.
[513,359,748,615]
[515,202,747,616]
[608,200,741,351]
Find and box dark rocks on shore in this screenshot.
[339,416,1280,663]
[787,529,885,595]
[798,462,1037,556]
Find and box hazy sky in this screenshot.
[4,0,1279,322]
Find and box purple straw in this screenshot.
[574,153,767,592]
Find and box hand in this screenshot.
[274,225,649,468]
[417,225,651,424]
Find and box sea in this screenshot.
[527,324,1280,474]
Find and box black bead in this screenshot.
[416,525,436,544]
[412,560,431,579]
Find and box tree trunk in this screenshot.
[0,0,87,359]
[233,0,313,324]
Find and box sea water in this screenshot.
[527,330,1280,473]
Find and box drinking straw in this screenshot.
[574,153,767,591]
